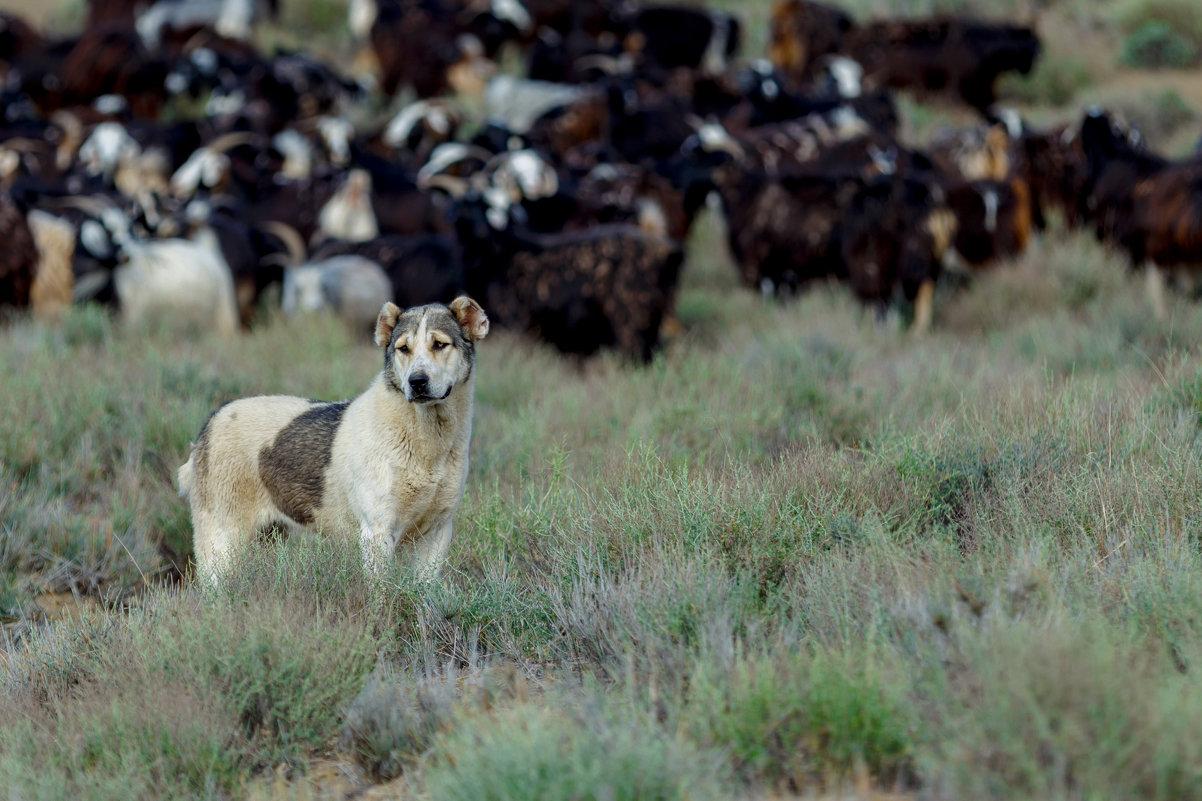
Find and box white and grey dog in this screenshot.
[177,297,490,585]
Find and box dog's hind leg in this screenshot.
[191,513,249,589]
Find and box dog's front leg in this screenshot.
[358,518,399,579]
[406,518,454,583]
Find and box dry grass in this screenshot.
[4,213,1202,798]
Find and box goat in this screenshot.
[101,206,241,337]
[317,169,379,243]
[281,255,393,332]
[0,191,38,312]
[486,75,593,134]
[623,5,741,75]
[171,204,300,326]
[368,0,494,97]
[1077,108,1202,319]
[381,99,463,166]
[839,175,955,331]
[27,210,77,320]
[929,122,1012,182]
[55,25,170,118]
[679,106,873,179]
[677,124,953,327]
[845,17,1041,113]
[456,194,683,362]
[0,12,43,78]
[310,233,465,309]
[768,0,854,84]
[946,179,1031,267]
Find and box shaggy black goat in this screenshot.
[456,194,683,362]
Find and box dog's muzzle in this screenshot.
[406,372,452,403]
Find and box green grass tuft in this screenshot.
[423,701,731,801]
[686,649,917,787]
[1120,21,1199,68]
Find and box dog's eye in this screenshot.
[398,344,410,354]
[433,340,448,351]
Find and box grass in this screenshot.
[5,0,1202,797]
[1108,0,1202,46]
[998,55,1095,106]
[4,214,1202,798]
[423,700,732,801]
[1119,21,1200,68]
[684,649,917,785]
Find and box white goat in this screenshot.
[282,255,392,332]
[105,209,239,338]
[317,169,378,243]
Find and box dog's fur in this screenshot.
[178,297,490,585]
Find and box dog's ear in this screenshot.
[374,302,402,348]
[449,296,490,342]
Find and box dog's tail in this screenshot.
[177,448,196,499]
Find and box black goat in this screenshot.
[457,194,683,362]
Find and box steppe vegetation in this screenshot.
[4,0,1202,798]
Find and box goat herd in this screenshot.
[0,0,1197,361]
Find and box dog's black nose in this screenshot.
[408,373,429,393]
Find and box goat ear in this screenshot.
[374,302,402,348]
[449,296,489,342]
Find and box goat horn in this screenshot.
[0,138,45,153]
[261,220,307,266]
[203,131,257,154]
[419,173,470,197]
[480,150,510,175]
[50,110,84,171]
[181,27,216,53]
[49,110,82,140]
[416,144,494,182]
[259,253,293,269]
[44,195,119,215]
[433,144,495,167]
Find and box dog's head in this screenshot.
[374,297,489,404]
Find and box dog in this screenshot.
[177,296,490,585]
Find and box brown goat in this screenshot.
[0,193,37,312]
[27,211,76,320]
[846,17,1040,113]
[768,0,854,84]
[56,25,168,118]
[946,178,1032,267]
[1130,162,1202,269]
[370,0,493,98]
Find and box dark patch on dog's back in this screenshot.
[258,401,349,525]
